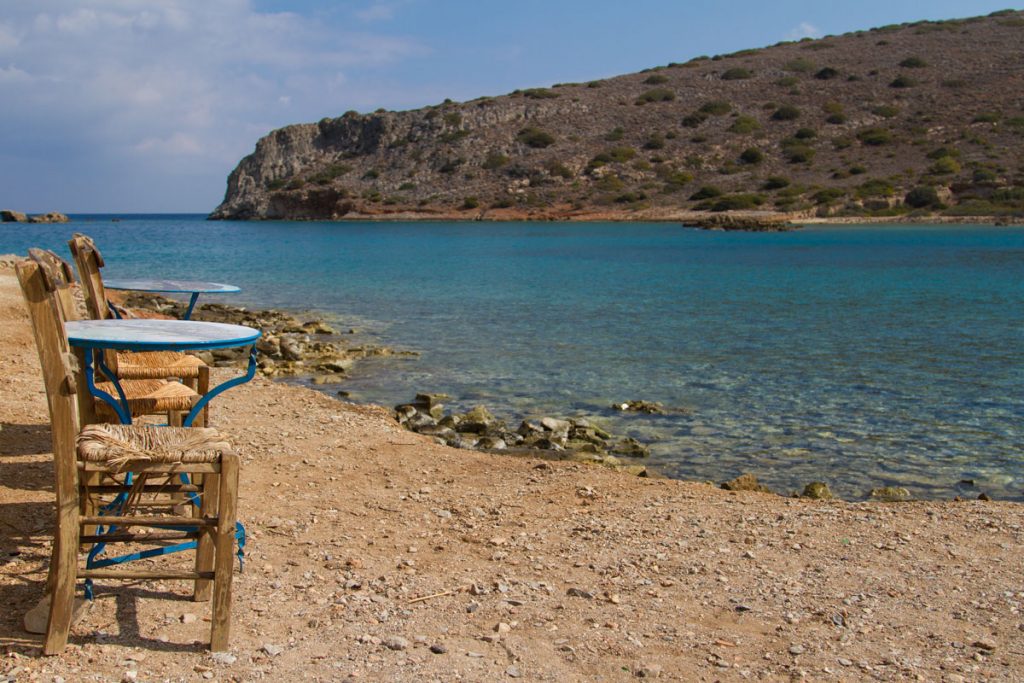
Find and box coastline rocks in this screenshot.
[721,473,773,493]
[869,486,913,502]
[395,396,650,475]
[118,291,415,379]
[2,210,69,223]
[614,400,666,414]
[690,213,797,232]
[801,482,834,500]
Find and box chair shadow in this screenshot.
[0,422,51,457]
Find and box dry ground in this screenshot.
[1,259,1022,682]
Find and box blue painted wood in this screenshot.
[66,319,261,351]
[102,278,241,294]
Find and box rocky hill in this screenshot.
[211,10,1024,222]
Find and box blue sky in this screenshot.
[0,0,1016,213]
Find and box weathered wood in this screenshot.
[87,484,201,494]
[80,531,200,543]
[82,569,214,580]
[80,514,216,527]
[210,453,238,651]
[193,471,220,601]
[79,462,220,473]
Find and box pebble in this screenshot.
[212,652,238,666]
[567,587,594,599]
[789,644,805,655]
[429,644,447,655]
[637,663,663,678]
[973,638,996,651]
[384,636,410,651]
[506,665,522,678]
[262,643,283,657]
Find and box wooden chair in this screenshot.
[17,251,238,654]
[67,234,210,425]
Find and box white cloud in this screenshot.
[786,22,822,40]
[133,132,203,156]
[0,0,429,208]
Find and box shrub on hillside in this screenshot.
[739,147,764,164]
[700,101,732,116]
[636,88,676,104]
[483,152,510,170]
[517,127,555,148]
[899,56,928,68]
[772,104,801,121]
[904,186,943,208]
[643,74,669,85]
[707,193,766,211]
[721,67,753,80]
[690,185,723,200]
[871,105,900,118]
[856,179,896,197]
[890,75,918,88]
[814,67,840,80]
[857,127,892,146]
[604,127,625,141]
[682,112,708,128]
[763,176,791,190]
[729,116,761,134]
[784,58,815,73]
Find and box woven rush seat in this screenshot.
[92,378,198,420]
[115,349,205,380]
[78,423,231,466]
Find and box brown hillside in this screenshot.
[211,10,1024,222]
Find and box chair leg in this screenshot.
[210,453,238,651]
[193,470,220,602]
[197,365,211,427]
[43,504,80,655]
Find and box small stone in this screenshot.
[637,663,663,678]
[212,652,237,666]
[506,665,522,678]
[180,613,198,624]
[384,636,410,651]
[567,587,594,599]
[801,482,833,500]
[869,486,912,502]
[837,657,853,667]
[429,644,447,655]
[973,638,996,651]
[495,622,512,635]
[789,644,805,655]
[121,672,138,683]
[261,643,283,657]
[721,473,772,493]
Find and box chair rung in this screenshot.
[80,463,220,474]
[80,531,201,544]
[82,569,215,580]
[80,515,216,527]
[86,484,202,494]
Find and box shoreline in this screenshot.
[2,260,1023,679]
[206,208,1024,226]
[120,286,1012,504]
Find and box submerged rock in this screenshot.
[801,482,834,500]
[869,486,913,502]
[721,473,772,493]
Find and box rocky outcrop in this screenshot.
[211,11,1024,222]
[2,210,68,223]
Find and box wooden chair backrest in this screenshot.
[68,233,110,321]
[16,250,82,502]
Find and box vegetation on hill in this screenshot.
[211,10,1024,221]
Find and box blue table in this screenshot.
[66,319,261,427]
[103,279,241,320]
[64,319,257,585]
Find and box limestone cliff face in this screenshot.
[211,11,1024,221]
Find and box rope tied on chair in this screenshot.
[77,423,232,468]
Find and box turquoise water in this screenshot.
[5,215,1022,500]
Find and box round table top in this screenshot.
[66,319,261,352]
[103,278,241,294]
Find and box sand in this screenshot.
[1,259,1022,682]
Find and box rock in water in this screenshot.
[869,486,912,502]
[721,473,772,493]
[801,482,834,499]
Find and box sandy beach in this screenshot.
[1,259,1023,682]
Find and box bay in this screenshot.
[4,215,1022,500]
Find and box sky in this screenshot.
[0,1,1017,213]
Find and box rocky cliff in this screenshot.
[211,10,1024,222]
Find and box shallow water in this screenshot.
[6,216,1022,500]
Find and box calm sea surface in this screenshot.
[4,215,1022,500]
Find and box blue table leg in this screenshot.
[183,345,257,427]
[184,292,200,320]
[83,349,132,425]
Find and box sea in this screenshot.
[4,214,1022,500]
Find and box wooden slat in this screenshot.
[82,569,214,581]
[79,462,220,474]
[80,515,215,527]
[80,531,200,544]
[86,484,201,494]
